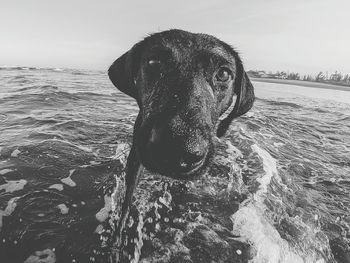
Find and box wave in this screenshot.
[0,66,99,75]
[0,66,38,71]
[0,91,109,105]
[0,66,64,71]
[16,85,59,92]
[262,99,303,109]
[231,143,327,263]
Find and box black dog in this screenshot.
[108,29,255,237]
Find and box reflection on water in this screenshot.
[0,67,349,262]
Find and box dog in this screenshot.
[108,29,255,239]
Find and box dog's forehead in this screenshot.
[143,30,235,63]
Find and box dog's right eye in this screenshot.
[215,67,232,82]
[146,59,162,79]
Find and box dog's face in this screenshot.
[109,29,254,179]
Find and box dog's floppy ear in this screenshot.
[108,43,143,101]
[216,62,255,137]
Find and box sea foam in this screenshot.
[230,144,324,263]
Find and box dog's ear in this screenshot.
[216,62,255,137]
[108,43,143,101]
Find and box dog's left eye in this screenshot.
[148,59,161,66]
[216,68,232,82]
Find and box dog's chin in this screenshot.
[147,162,207,180]
[167,160,206,180]
[139,152,211,181]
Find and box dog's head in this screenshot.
[109,29,254,179]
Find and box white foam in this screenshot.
[60,177,76,187]
[95,224,104,234]
[24,248,56,263]
[232,205,304,263]
[60,169,76,187]
[49,184,64,191]
[10,149,21,157]
[251,144,278,201]
[96,194,112,222]
[0,179,27,193]
[0,168,14,175]
[132,214,144,263]
[225,140,243,160]
[89,161,101,165]
[113,143,130,166]
[110,170,126,223]
[68,169,75,177]
[230,144,318,263]
[217,141,245,195]
[57,204,69,214]
[0,197,19,230]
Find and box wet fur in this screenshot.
[108,29,255,242]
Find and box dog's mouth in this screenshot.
[149,156,208,180]
[175,153,207,177]
[137,145,211,180]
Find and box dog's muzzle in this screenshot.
[137,124,210,179]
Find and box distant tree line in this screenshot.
[247,70,350,87]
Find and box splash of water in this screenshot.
[231,144,326,263]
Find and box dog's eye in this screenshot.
[216,68,232,82]
[148,59,161,66]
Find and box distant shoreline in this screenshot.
[251,78,350,92]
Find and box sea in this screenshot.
[0,66,349,263]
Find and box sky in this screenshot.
[1,0,349,75]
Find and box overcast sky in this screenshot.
[1,0,349,75]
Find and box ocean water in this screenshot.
[0,67,349,263]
